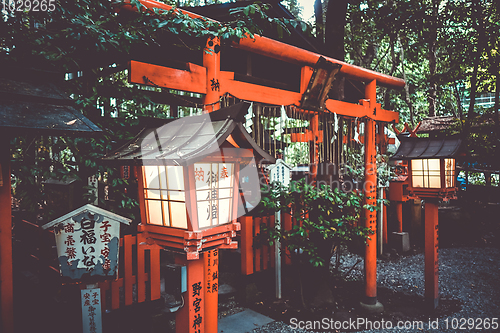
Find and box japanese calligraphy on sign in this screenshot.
[88,175,99,205]
[267,159,291,187]
[43,204,131,280]
[194,163,234,228]
[206,249,219,294]
[81,288,102,333]
[191,281,203,333]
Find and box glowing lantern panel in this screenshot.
[411,159,441,188]
[194,163,234,228]
[142,163,234,230]
[143,165,188,229]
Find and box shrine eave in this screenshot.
[391,136,463,160]
[103,102,276,166]
[0,78,102,136]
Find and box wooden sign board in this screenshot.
[81,287,102,333]
[43,204,131,280]
[267,159,292,187]
[88,175,98,205]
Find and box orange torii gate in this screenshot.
[122,0,404,329]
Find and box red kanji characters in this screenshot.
[100,232,111,243]
[64,223,74,233]
[195,167,204,181]
[102,259,111,270]
[101,247,110,258]
[65,247,77,259]
[220,166,228,179]
[100,221,112,233]
[64,235,75,246]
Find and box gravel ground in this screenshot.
[343,247,500,332]
[248,246,500,333]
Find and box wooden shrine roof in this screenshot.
[391,136,463,160]
[418,116,458,133]
[103,102,275,166]
[0,77,102,136]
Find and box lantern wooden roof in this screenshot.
[103,102,275,166]
[391,136,463,160]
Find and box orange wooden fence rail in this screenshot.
[14,218,162,314]
[92,233,162,313]
[240,213,299,275]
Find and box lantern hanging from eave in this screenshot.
[103,102,275,259]
[390,135,462,200]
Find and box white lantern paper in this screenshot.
[142,163,234,230]
[410,158,456,189]
[411,159,441,188]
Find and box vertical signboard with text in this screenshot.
[42,204,131,280]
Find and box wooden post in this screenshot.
[283,212,292,266]
[396,202,403,233]
[309,114,319,183]
[254,217,261,272]
[203,37,221,112]
[0,134,13,333]
[81,285,102,333]
[363,80,379,307]
[240,216,254,275]
[175,254,205,333]
[383,189,388,245]
[204,249,219,333]
[378,187,384,255]
[424,201,439,309]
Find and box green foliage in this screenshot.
[337,0,498,123]
[0,0,308,70]
[255,179,373,268]
[1,0,311,222]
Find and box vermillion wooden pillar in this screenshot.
[363,80,378,305]
[396,202,403,233]
[201,37,222,332]
[204,249,219,333]
[203,37,221,112]
[0,135,13,333]
[175,254,205,333]
[424,201,439,309]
